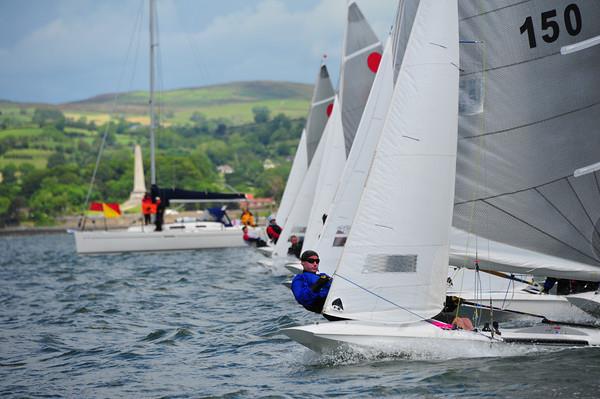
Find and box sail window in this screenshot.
[332,237,347,247]
[363,254,417,273]
[459,73,483,115]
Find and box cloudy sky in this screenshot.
[0,0,398,104]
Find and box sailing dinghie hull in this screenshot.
[74,223,246,254]
[283,320,499,354]
[283,319,600,354]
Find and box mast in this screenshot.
[149,0,157,185]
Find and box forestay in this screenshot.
[453,1,600,278]
[323,0,459,323]
[338,1,383,157]
[315,36,395,276]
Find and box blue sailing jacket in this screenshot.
[291,271,332,313]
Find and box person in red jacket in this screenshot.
[266,217,282,244]
[141,192,153,225]
[242,226,267,247]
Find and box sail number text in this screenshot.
[520,3,582,48]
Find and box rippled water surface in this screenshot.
[1,233,600,398]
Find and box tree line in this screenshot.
[0,105,303,226]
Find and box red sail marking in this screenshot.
[367,52,382,73]
[326,102,334,117]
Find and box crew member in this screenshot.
[242,225,267,247]
[287,235,302,259]
[266,217,282,244]
[142,192,152,225]
[241,208,256,227]
[291,250,332,313]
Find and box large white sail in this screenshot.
[315,36,395,276]
[275,129,307,228]
[453,1,600,279]
[323,0,459,323]
[338,1,383,156]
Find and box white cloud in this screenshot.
[0,0,398,103]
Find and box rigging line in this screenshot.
[566,176,600,248]
[172,3,211,84]
[333,273,428,322]
[594,172,600,202]
[455,174,568,206]
[482,199,600,265]
[534,187,593,247]
[459,0,530,22]
[460,100,600,140]
[82,0,145,212]
[501,276,514,309]
[462,40,487,266]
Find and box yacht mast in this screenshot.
[149,0,157,185]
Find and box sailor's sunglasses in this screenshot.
[305,258,320,264]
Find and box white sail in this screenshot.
[338,1,383,156]
[273,112,330,257]
[323,0,459,323]
[315,36,395,276]
[276,129,307,228]
[302,96,345,251]
[450,228,600,282]
[453,1,600,280]
[305,65,335,165]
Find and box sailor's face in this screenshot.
[302,257,320,273]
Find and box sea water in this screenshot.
[1,233,600,398]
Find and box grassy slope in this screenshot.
[61,80,312,125]
[0,80,312,170]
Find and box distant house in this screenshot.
[217,164,234,175]
[263,159,276,170]
[247,197,275,209]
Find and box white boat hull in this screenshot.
[283,320,498,354]
[256,245,274,258]
[74,225,246,254]
[283,319,600,354]
[284,261,303,275]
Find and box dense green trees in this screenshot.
[0,106,303,226]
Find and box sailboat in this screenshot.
[449,0,600,323]
[283,0,600,353]
[255,64,335,259]
[274,0,382,261]
[74,0,250,254]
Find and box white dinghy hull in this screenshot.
[283,320,498,354]
[256,246,274,258]
[283,319,600,354]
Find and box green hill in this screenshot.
[60,80,313,126]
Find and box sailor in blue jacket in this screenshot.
[291,250,332,313]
